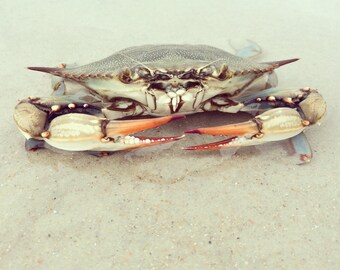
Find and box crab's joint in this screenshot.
[101,119,110,138]
[252,117,263,133]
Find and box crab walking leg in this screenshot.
[288,132,313,164]
[51,77,66,96]
[184,108,310,150]
[41,114,185,152]
[50,64,67,96]
[229,39,262,58]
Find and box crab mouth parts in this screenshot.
[169,96,184,113]
[148,80,203,113]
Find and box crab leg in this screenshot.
[50,64,67,96]
[288,132,313,164]
[229,39,262,58]
[184,108,309,150]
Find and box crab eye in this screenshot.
[119,69,132,83]
[198,65,217,77]
[217,65,231,80]
[135,67,152,80]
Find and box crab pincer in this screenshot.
[39,114,185,152]
[184,108,312,151]
[14,99,185,153]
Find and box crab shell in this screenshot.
[29,45,297,116]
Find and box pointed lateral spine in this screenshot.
[28,66,114,81]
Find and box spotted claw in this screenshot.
[184,108,309,150]
[14,101,185,153]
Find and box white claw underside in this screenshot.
[44,134,168,151]
[42,113,178,151]
[230,108,306,147]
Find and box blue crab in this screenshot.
[14,41,326,162]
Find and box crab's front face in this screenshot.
[112,63,236,115]
[111,62,267,116]
[88,56,280,117]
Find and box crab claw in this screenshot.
[184,108,308,150]
[41,114,185,152]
